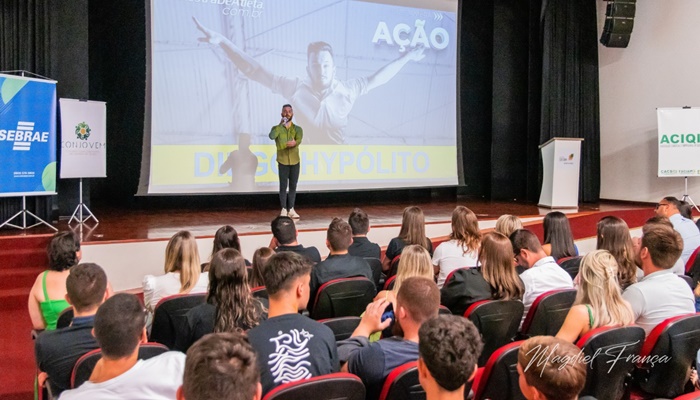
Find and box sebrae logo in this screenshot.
[0,121,49,151]
[75,122,91,140]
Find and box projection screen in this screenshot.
[145,0,458,194]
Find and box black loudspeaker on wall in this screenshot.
[600,0,636,48]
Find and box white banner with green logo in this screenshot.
[59,99,107,178]
[657,107,700,177]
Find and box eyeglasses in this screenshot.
[655,203,669,209]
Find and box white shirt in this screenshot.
[520,256,574,327]
[622,269,695,335]
[142,272,209,312]
[669,213,700,265]
[432,239,479,288]
[58,352,185,400]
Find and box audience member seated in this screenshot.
[624,222,695,335]
[174,249,266,353]
[202,225,250,272]
[643,216,686,275]
[383,206,434,272]
[375,245,434,304]
[339,277,440,400]
[542,211,578,261]
[59,293,185,399]
[247,252,338,395]
[269,216,321,264]
[655,196,700,264]
[177,332,262,400]
[517,336,587,400]
[596,216,638,290]
[441,232,524,316]
[679,200,694,220]
[309,218,373,309]
[556,250,634,342]
[35,263,108,396]
[249,247,274,288]
[28,231,81,330]
[432,206,481,288]
[494,214,523,238]
[347,208,381,259]
[143,230,209,313]
[417,315,483,400]
[511,229,574,328]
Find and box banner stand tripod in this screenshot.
[681,176,700,213]
[68,178,98,224]
[0,196,58,231]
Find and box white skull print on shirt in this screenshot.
[268,329,314,384]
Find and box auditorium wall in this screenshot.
[598,0,700,202]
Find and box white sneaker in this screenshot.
[280,208,288,217]
[288,208,300,219]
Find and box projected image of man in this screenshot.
[270,105,302,219]
[194,18,425,145]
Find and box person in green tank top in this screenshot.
[28,232,81,330]
[269,104,303,220]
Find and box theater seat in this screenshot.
[464,300,524,366]
[558,256,583,279]
[378,361,424,400]
[520,289,576,337]
[383,275,397,291]
[262,373,365,400]
[318,317,361,342]
[251,286,269,299]
[70,343,168,388]
[55,307,74,330]
[575,325,645,400]
[471,341,525,400]
[631,313,700,399]
[364,257,384,291]
[149,293,206,349]
[310,277,376,320]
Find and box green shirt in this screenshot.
[269,123,303,166]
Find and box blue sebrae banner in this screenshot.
[0,74,57,196]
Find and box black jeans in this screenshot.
[278,162,300,210]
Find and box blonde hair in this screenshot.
[479,232,523,300]
[494,215,523,238]
[576,250,635,328]
[398,206,430,250]
[164,231,202,293]
[450,206,481,255]
[394,245,433,293]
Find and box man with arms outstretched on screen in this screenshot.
[194,17,425,145]
[270,104,302,219]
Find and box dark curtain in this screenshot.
[461,0,600,203]
[0,1,54,225]
[538,0,601,203]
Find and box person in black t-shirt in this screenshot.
[269,216,321,264]
[247,252,339,395]
[339,277,440,400]
[383,206,434,274]
[309,218,374,311]
[347,208,381,259]
[35,263,109,396]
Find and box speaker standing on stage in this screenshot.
[270,104,303,219]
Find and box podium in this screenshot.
[538,138,584,209]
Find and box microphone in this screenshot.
[282,117,288,124]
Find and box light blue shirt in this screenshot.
[669,213,700,265]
